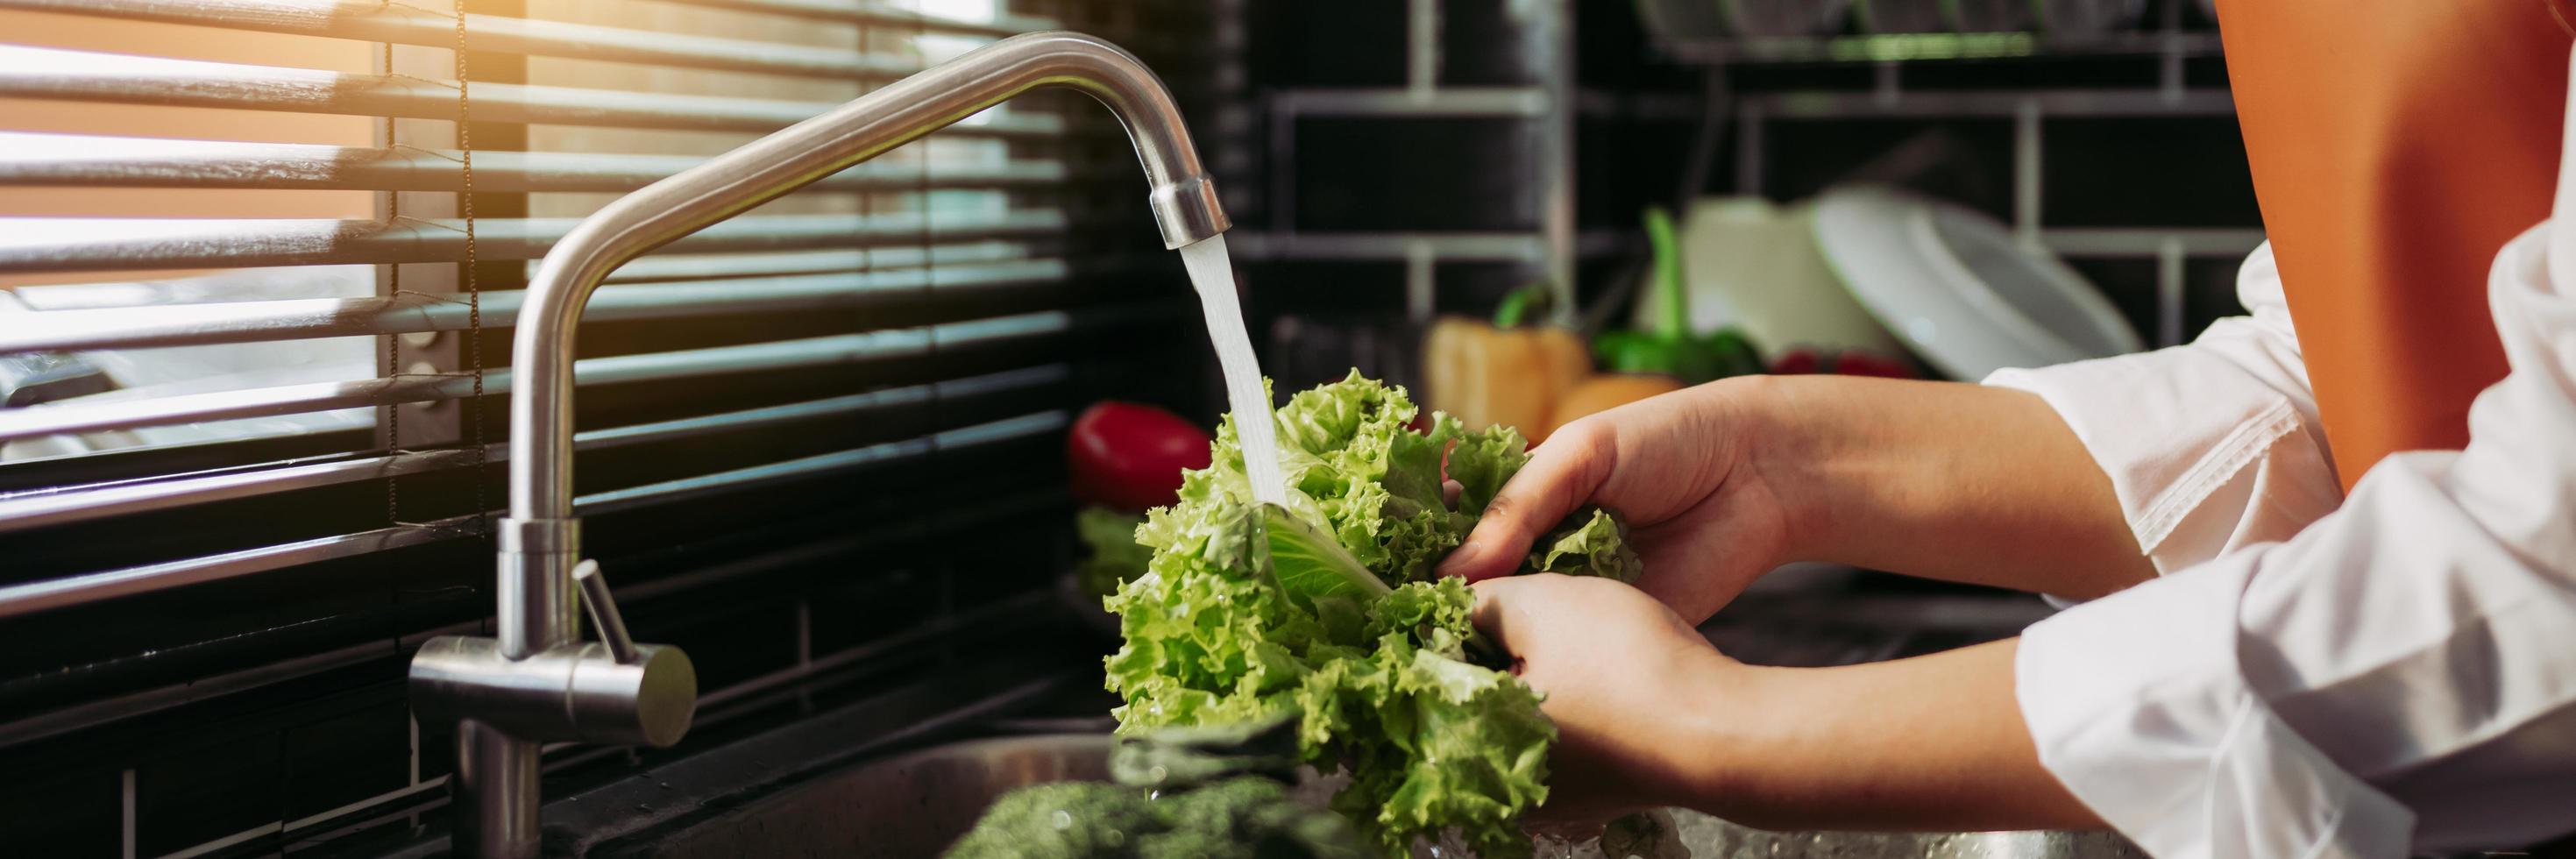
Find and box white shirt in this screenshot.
[1982,47,2576,859]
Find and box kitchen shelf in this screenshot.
[1658,30,2225,67]
[1276,86,1700,120]
[2041,227,2263,259]
[1269,86,1551,118]
[1739,86,2232,119]
[1224,230,1626,264]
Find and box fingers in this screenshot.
[1467,576,1524,655]
[1438,422,1614,581]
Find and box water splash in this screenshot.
[1176,234,1286,507]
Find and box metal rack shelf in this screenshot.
[1226,0,2252,346]
[1672,6,2253,348]
[1218,0,1581,323]
[1659,30,2224,66]
[1224,230,1624,263]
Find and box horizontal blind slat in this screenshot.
[0,209,1068,273]
[591,244,1031,283]
[3,0,930,80]
[650,0,1054,36]
[0,365,1071,535]
[0,410,1067,618]
[0,132,1068,193]
[0,500,1061,751]
[0,305,1168,442]
[0,46,1065,136]
[0,259,1069,352]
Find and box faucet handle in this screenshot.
[572,559,640,665]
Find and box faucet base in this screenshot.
[412,635,696,749]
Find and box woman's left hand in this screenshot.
[1473,573,2104,834]
[1470,572,1738,825]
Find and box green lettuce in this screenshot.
[1076,506,1154,598]
[1103,372,1643,857]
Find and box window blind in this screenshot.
[0,1,1204,854]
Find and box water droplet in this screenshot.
[1052,810,1075,830]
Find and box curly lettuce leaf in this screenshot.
[1529,507,1644,583]
[1263,503,1394,606]
[1108,500,1315,732]
[1075,506,1153,599]
[1295,581,1551,859]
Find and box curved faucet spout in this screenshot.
[443,32,1225,857]
[512,31,1225,529]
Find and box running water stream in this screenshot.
[1175,235,1287,507]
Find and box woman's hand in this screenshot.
[1472,572,2104,833]
[1441,375,2155,617]
[1471,572,1740,824]
[1443,378,1798,621]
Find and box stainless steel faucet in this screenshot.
[405,30,1229,859]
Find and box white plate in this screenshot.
[1813,185,2143,380]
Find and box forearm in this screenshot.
[1741,375,2153,599]
[1674,638,2101,831]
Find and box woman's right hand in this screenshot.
[1437,376,1798,622]
[1438,374,2154,617]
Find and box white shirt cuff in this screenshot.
[1986,353,2340,583]
[2018,563,2416,859]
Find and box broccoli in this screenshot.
[944,777,1365,859]
[943,782,1159,859]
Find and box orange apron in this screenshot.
[2216,0,2571,490]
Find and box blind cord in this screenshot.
[379,4,487,539]
[384,39,405,529]
[452,0,492,543]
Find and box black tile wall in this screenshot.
[1291,117,1543,232]
[2064,257,2162,342]
[2044,117,2263,228]
[2064,254,2253,349]
[1247,262,1409,320]
[1440,0,1544,87]
[1764,118,2019,217]
[2185,255,2255,333]
[0,765,119,858]
[806,561,940,656]
[656,601,804,694]
[417,706,457,784]
[1245,0,1405,88]
[136,730,282,856]
[281,700,414,823]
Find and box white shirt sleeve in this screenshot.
[1984,243,2345,583]
[2010,46,2576,857]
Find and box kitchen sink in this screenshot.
[614,732,2147,859]
[366,579,2135,859]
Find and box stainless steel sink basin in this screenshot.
[632,733,2146,859]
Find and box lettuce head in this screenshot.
[1103,372,1642,857]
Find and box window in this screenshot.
[0,2,1204,854]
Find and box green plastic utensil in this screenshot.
[1593,205,1766,383]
